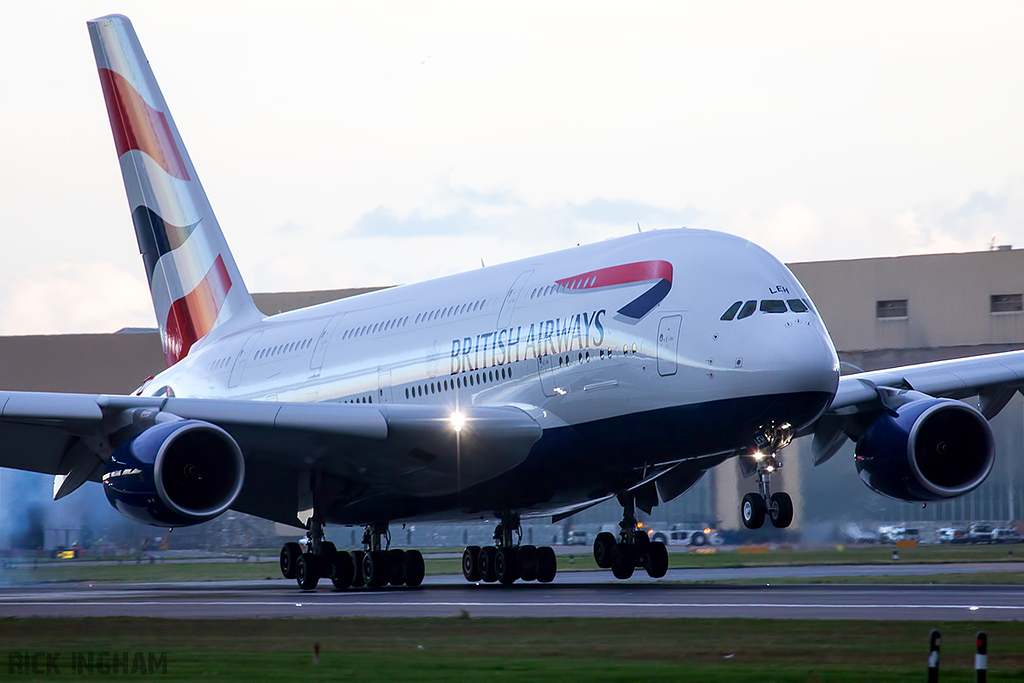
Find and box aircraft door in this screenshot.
[378,368,393,403]
[657,315,682,376]
[496,270,534,328]
[538,354,557,397]
[228,332,263,388]
[310,314,345,372]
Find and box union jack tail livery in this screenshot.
[88,14,261,367]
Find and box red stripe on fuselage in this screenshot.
[555,260,673,290]
[98,68,190,181]
[163,255,231,366]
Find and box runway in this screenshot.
[1,563,1023,620]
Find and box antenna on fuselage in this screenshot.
[637,222,642,233]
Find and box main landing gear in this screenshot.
[593,493,668,580]
[741,425,794,529]
[279,518,425,591]
[461,512,557,586]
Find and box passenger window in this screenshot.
[737,300,756,319]
[721,301,743,321]
[760,300,787,313]
[787,299,809,313]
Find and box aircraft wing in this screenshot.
[810,349,1024,464]
[0,391,543,524]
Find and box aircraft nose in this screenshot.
[783,319,841,397]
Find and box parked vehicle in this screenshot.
[566,529,589,546]
[968,523,994,543]
[992,528,1021,544]
[877,526,920,543]
[935,527,967,544]
[649,526,721,547]
[841,523,878,544]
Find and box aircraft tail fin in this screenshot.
[87,14,262,367]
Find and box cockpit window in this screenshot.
[720,301,743,321]
[787,299,809,313]
[737,300,757,319]
[760,300,787,314]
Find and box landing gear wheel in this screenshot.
[363,550,389,588]
[536,546,557,583]
[769,492,794,528]
[350,550,366,588]
[403,550,425,587]
[610,544,635,580]
[296,553,319,590]
[593,532,616,569]
[330,551,355,590]
[646,541,668,578]
[387,549,407,586]
[319,541,337,575]
[479,546,498,583]
[633,530,650,547]
[280,542,301,579]
[518,545,538,581]
[462,546,481,581]
[742,492,767,529]
[495,547,520,585]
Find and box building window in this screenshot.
[876,299,908,319]
[991,294,1023,314]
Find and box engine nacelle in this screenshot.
[103,419,245,526]
[855,398,994,502]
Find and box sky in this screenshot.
[2,1,1024,336]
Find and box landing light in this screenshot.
[450,412,466,434]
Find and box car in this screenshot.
[649,527,720,547]
[877,525,920,543]
[842,523,878,544]
[566,529,589,546]
[991,528,1021,544]
[968,524,994,543]
[935,527,967,544]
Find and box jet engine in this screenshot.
[854,398,994,502]
[102,419,245,526]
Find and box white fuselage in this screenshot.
[140,228,840,520]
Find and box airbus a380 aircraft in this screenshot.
[0,14,1018,589]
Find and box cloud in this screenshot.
[0,262,155,336]
[349,183,700,239]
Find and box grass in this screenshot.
[2,544,1020,585]
[1,617,1022,681]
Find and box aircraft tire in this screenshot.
[741,493,767,529]
[280,542,301,579]
[319,541,337,575]
[387,549,407,586]
[769,492,794,528]
[350,550,366,588]
[364,550,389,588]
[479,546,499,583]
[518,545,538,581]
[496,547,520,585]
[610,544,634,579]
[404,550,425,587]
[536,546,557,583]
[330,551,355,590]
[646,541,669,578]
[593,532,616,569]
[462,546,481,581]
[296,553,319,590]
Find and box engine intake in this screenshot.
[855,398,994,502]
[103,419,245,526]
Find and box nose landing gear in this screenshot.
[741,424,795,529]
